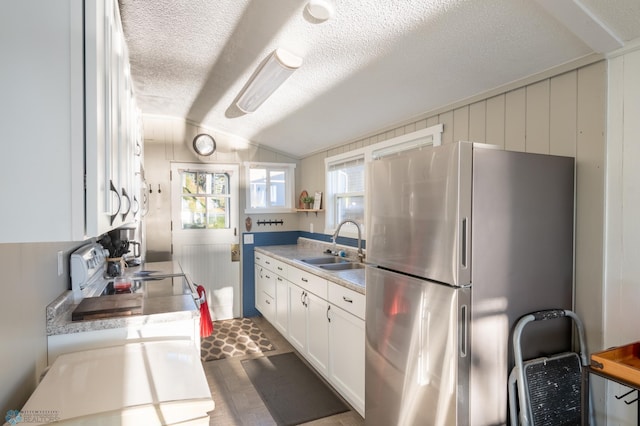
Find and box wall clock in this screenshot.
[193,134,216,156]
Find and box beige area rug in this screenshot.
[201,318,275,362]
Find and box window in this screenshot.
[325,155,365,236]
[245,162,296,213]
[179,170,230,229]
[324,124,443,237]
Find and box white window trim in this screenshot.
[244,161,296,214]
[324,124,443,237]
[324,151,366,237]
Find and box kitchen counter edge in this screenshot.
[254,244,365,294]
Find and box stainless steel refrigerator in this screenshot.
[365,141,575,425]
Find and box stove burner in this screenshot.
[101,280,141,296]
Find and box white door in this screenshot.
[171,163,240,320]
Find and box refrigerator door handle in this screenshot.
[460,217,469,270]
[459,304,468,358]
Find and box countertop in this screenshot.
[255,239,366,294]
[47,261,199,336]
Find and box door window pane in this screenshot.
[180,171,230,229]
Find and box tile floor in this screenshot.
[202,316,365,426]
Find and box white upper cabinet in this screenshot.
[0,0,141,243]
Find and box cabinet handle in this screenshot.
[259,267,263,279]
[266,260,271,265]
[131,195,139,215]
[277,266,283,271]
[301,277,308,283]
[327,305,331,322]
[265,299,271,305]
[265,274,271,279]
[109,180,121,225]
[342,296,353,303]
[277,277,283,282]
[300,291,305,306]
[121,188,131,221]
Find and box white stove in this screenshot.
[70,242,110,300]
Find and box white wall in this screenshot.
[302,60,608,355]
[604,42,640,426]
[0,241,81,416]
[141,116,300,260]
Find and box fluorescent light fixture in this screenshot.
[307,0,335,21]
[236,48,303,113]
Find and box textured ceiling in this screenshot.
[119,0,640,158]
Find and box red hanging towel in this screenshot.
[197,285,214,338]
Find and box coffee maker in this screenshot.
[110,225,142,267]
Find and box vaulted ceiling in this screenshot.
[119,0,640,158]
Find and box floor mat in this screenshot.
[241,352,349,425]
[201,318,275,362]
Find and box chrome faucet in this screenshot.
[332,219,365,262]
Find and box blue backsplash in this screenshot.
[241,231,364,317]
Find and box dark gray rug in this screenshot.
[241,352,349,425]
[201,318,275,362]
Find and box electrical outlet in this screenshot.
[57,251,64,276]
[243,234,254,244]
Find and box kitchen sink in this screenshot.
[300,256,348,265]
[318,262,365,271]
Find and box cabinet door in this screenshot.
[274,275,288,335]
[255,265,265,313]
[329,305,365,415]
[287,283,307,353]
[255,265,275,320]
[0,0,86,242]
[307,292,329,377]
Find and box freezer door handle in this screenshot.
[459,304,468,357]
[460,217,469,269]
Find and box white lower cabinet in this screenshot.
[255,250,365,417]
[287,282,307,352]
[274,275,289,335]
[305,291,329,377]
[287,281,329,377]
[255,265,276,321]
[328,304,365,415]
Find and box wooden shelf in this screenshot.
[296,209,324,216]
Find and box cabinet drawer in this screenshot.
[265,257,288,278]
[261,269,276,297]
[259,292,275,320]
[328,283,365,320]
[255,252,288,278]
[289,267,327,298]
[254,252,267,268]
